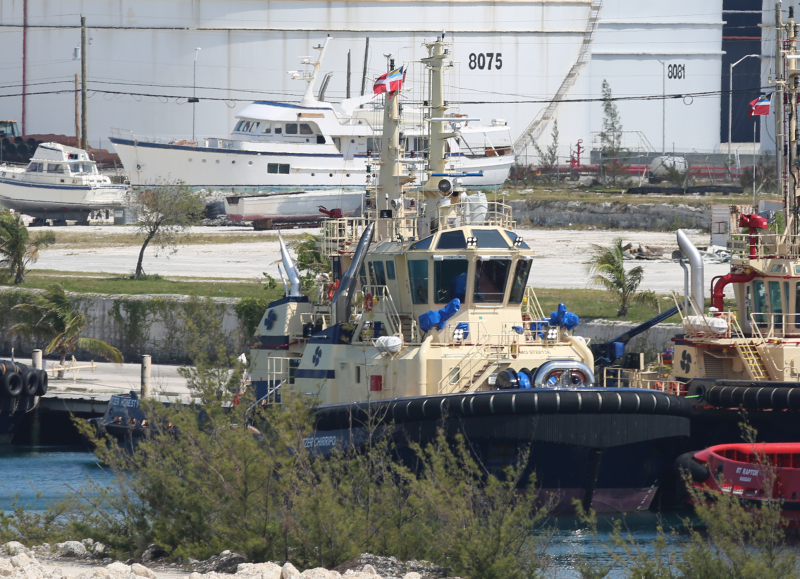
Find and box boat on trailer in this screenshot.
[0,142,128,223]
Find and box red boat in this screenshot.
[678,443,800,526]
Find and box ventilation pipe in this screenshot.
[278,233,302,297]
[677,229,704,315]
[332,222,374,325]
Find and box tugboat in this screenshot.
[248,35,691,513]
[0,360,47,444]
[677,443,800,527]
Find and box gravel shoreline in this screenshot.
[1,541,459,579]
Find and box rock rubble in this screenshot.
[1,543,458,579]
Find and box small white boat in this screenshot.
[0,142,128,223]
[224,189,363,225]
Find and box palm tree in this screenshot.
[0,211,55,284]
[585,238,659,317]
[8,284,123,376]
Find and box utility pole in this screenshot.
[80,16,87,151]
[655,58,666,155]
[729,54,760,157]
[775,2,785,200]
[190,47,201,142]
[346,50,351,99]
[360,37,370,97]
[74,74,80,147]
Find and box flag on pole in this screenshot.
[373,68,405,94]
[748,93,772,117]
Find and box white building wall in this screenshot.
[0,0,725,163]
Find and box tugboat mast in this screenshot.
[777,2,799,236]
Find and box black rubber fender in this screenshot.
[674,451,710,483]
[22,370,39,397]
[704,385,800,409]
[1,371,23,397]
[36,370,48,396]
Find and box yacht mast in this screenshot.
[293,36,332,107]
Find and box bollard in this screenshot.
[141,355,152,398]
[32,349,42,371]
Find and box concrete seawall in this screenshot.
[576,319,681,360]
[0,288,242,364]
[509,200,710,231]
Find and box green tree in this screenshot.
[600,80,625,184]
[0,210,55,284]
[585,238,658,317]
[132,180,206,279]
[533,120,560,183]
[289,233,331,293]
[7,283,122,375]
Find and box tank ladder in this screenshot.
[513,0,603,155]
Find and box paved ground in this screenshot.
[38,360,190,401]
[33,225,726,294]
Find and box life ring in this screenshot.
[1,371,23,397]
[22,370,39,397]
[327,279,340,301]
[669,382,681,396]
[364,293,374,312]
[510,342,518,359]
[233,393,242,407]
[655,381,663,391]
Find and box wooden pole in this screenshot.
[80,16,87,150]
[360,37,370,97]
[346,50,351,99]
[74,74,80,147]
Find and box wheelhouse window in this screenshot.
[274,125,283,135]
[268,164,290,174]
[474,259,511,303]
[505,230,530,249]
[286,124,298,135]
[386,260,396,280]
[769,280,783,328]
[359,264,367,288]
[434,258,468,304]
[508,259,532,303]
[299,123,314,135]
[410,236,433,250]
[436,230,467,250]
[408,260,428,304]
[261,123,272,134]
[26,162,43,172]
[753,280,767,325]
[472,229,509,248]
[795,282,800,329]
[369,261,386,286]
[234,121,245,131]
[47,164,64,174]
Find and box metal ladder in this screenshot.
[514,0,603,155]
[737,343,770,381]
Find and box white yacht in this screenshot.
[0,143,128,223]
[109,37,514,197]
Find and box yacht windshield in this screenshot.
[70,162,96,174]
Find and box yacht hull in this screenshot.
[0,178,128,221]
[110,138,511,193]
[225,189,364,224]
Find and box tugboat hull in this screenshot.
[309,388,691,513]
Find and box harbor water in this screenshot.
[0,446,695,577]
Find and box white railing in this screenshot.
[437,343,494,394]
[727,232,800,259]
[435,200,515,231]
[353,284,405,340]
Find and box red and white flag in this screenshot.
[748,94,772,117]
[373,68,405,95]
